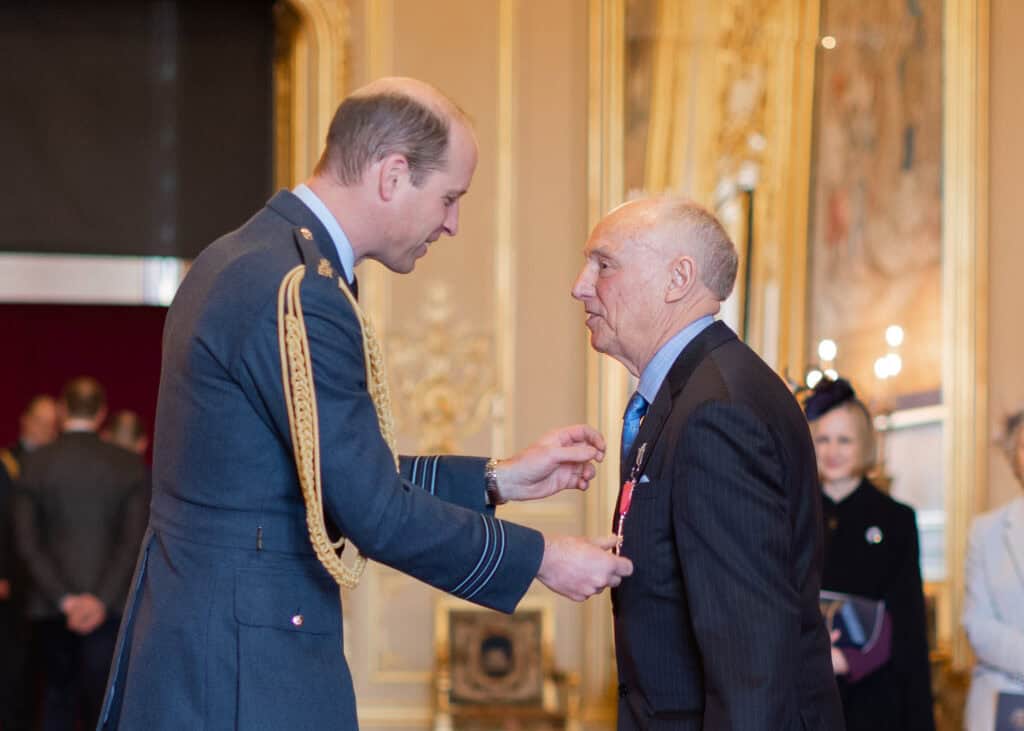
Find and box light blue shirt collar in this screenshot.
[292,184,355,284]
[636,315,716,404]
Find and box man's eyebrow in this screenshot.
[588,245,614,258]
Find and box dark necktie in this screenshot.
[621,391,649,463]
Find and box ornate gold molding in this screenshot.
[584,0,628,721]
[492,0,518,457]
[280,0,349,177]
[355,0,395,337]
[942,0,989,669]
[388,282,497,454]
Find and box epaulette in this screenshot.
[290,225,357,301]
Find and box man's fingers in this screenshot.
[537,534,633,604]
[549,444,602,466]
[569,462,597,492]
[590,534,619,551]
[553,424,606,455]
[612,556,634,577]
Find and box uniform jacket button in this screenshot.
[291,614,304,627]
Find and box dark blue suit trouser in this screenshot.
[36,615,120,731]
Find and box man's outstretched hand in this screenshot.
[536,534,633,602]
[494,424,606,503]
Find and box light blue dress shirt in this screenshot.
[636,315,716,405]
[292,184,356,284]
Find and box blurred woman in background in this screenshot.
[963,410,1024,730]
[805,378,935,731]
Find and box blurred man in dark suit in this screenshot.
[0,395,59,485]
[14,378,147,730]
[102,410,153,531]
[572,197,843,730]
[0,394,58,731]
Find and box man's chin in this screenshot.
[587,329,610,355]
[378,258,415,275]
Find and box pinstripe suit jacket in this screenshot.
[611,322,843,730]
[98,191,544,730]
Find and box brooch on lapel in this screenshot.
[865,525,884,544]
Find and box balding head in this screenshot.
[314,76,470,187]
[572,195,738,375]
[600,197,738,301]
[60,376,107,420]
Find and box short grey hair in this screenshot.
[315,92,452,187]
[657,199,739,301]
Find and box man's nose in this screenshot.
[571,267,593,300]
[443,201,459,236]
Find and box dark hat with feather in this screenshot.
[803,377,857,421]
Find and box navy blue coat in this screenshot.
[611,322,843,730]
[99,191,545,730]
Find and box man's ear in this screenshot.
[377,153,410,202]
[665,256,697,303]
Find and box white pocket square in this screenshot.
[638,474,650,484]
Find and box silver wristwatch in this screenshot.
[485,457,506,506]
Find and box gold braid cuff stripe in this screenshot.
[276,266,398,589]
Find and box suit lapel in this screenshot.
[1003,498,1024,589]
[266,190,347,278]
[618,322,737,485]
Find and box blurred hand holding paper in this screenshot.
[820,590,886,651]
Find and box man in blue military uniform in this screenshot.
[99,77,632,729]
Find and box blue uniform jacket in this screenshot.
[99,191,545,730]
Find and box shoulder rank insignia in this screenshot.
[317,258,335,278]
[299,227,314,240]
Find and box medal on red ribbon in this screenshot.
[614,443,646,555]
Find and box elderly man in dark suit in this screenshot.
[571,197,843,730]
[98,77,632,730]
[14,378,147,729]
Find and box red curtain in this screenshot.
[0,304,166,458]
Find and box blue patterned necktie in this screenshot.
[621,391,649,463]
